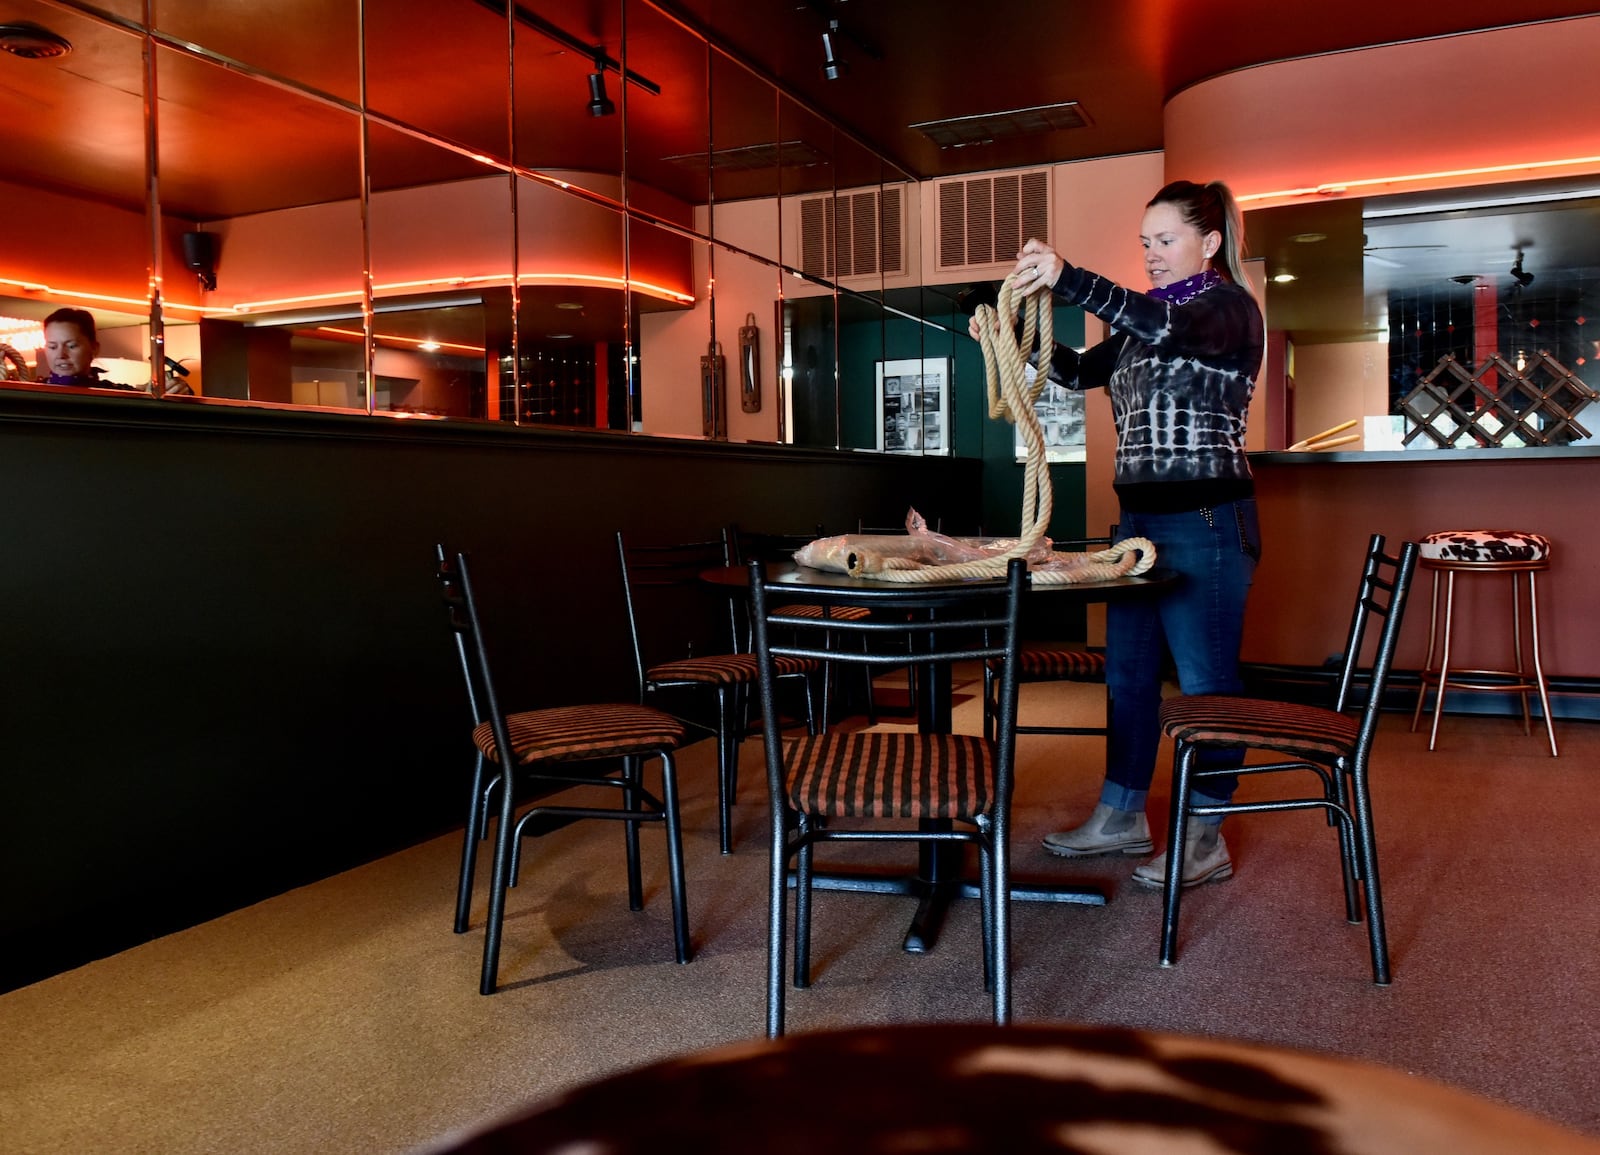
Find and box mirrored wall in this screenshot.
[0,0,952,452]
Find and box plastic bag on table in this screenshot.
[793,509,1057,575]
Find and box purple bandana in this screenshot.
[1150,267,1224,305]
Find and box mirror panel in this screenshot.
[155,43,364,403]
[0,4,150,390]
[512,1,624,202]
[152,0,360,105]
[619,0,709,214]
[514,177,633,429]
[367,123,506,419]
[632,216,706,437]
[365,0,512,164]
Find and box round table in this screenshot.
[704,561,1180,951]
[422,1022,1600,1154]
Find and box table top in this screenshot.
[703,560,1179,607]
[423,1022,1600,1154]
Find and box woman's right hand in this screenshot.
[1009,238,1066,294]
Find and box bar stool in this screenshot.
[1410,530,1557,756]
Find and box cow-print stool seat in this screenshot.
[1410,529,1557,756]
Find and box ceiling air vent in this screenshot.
[934,168,1051,272]
[798,185,906,281]
[0,22,72,60]
[911,102,1089,150]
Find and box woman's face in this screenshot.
[1140,201,1219,289]
[44,321,98,378]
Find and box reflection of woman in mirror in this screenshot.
[40,308,108,386]
[38,308,139,391]
[972,179,1264,892]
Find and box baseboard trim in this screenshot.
[1240,663,1600,724]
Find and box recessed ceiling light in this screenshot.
[0,21,72,59]
[417,341,441,352]
[1290,232,1327,244]
[556,302,584,310]
[547,333,573,340]
[1272,273,1297,284]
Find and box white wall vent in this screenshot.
[797,184,906,281]
[933,168,1051,272]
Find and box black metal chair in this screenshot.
[617,531,817,855]
[981,535,1113,744]
[750,557,1029,1037]
[1156,533,1420,985]
[436,546,691,994]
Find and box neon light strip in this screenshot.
[2,272,695,319]
[315,326,486,355]
[1238,154,1600,204]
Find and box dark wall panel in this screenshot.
[0,394,980,990]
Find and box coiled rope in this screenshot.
[846,271,1154,584]
[1,343,32,382]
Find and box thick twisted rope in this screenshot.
[846,272,1154,585]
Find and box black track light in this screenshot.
[821,21,848,80]
[586,64,615,117]
[1509,249,1534,289]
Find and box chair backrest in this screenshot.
[749,558,1030,797]
[725,523,825,566]
[434,545,517,767]
[1333,534,1421,750]
[615,531,740,696]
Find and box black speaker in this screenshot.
[181,231,219,291]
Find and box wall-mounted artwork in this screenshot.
[876,358,949,454]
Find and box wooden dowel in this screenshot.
[1290,432,1360,452]
[1287,419,1360,451]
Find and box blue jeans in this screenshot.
[1099,499,1259,818]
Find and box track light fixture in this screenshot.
[820,20,848,80]
[586,54,615,117]
[1509,248,1535,289]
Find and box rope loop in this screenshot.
[853,270,1156,585]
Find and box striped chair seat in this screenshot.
[782,732,994,820]
[473,704,688,766]
[1159,695,1358,760]
[648,652,816,686]
[1016,646,1106,681]
[774,603,872,621]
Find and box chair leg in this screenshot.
[1411,569,1442,733]
[978,827,995,992]
[1350,765,1393,985]
[1159,743,1195,967]
[1328,763,1362,922]
[794,825,814,988]
[991,822,1011,1025]
[1427,571,1458,751]
[480,760,517,995]
[621,756,644,912]
[658,751,692,964]
[767,815,791,1038]
[716,687,737,855]
[454,751,488,934]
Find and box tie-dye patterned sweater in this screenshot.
[1045,264,1264,513]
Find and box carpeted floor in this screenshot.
[2,675,1596,1153]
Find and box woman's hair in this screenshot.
[44,307,97,341]
[1147,180,1248,286]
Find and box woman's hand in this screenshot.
[1010,238,1065,294]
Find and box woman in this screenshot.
[973,179,1263,888]
[40,307,102,386]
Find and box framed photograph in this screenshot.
[1014,361,1087,463]
[876,357,950,455]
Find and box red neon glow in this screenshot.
[1238,154,1600,204]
